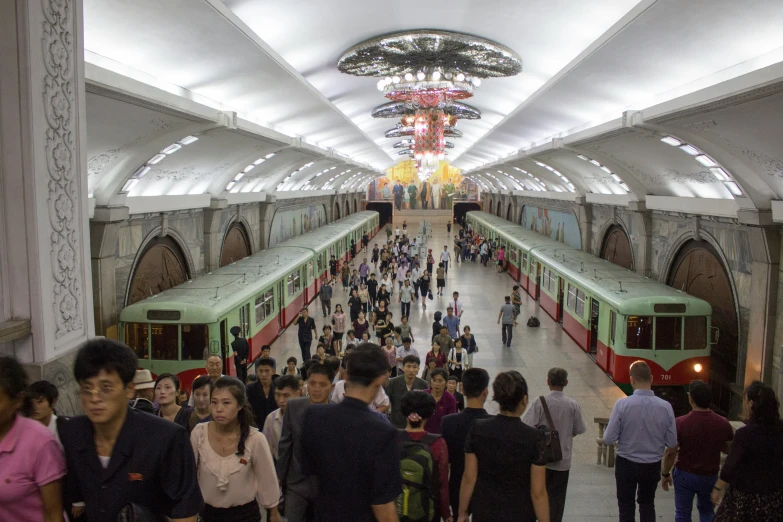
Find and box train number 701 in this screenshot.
[659,374,672,381]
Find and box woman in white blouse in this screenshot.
[191,376,281,522]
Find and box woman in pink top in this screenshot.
[496,247,506,273]
[331,304,347,355]
[191,376,280,522]
[0,357,66,522]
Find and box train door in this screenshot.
[277,281,285,327]
[219,319,228,370]
[557,277,565,324]
[590,299,600,356]
[534,262,541,301]
[239,303,250,338]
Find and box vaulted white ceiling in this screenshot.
[82,0,783,218]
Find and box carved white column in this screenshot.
[0,0,93,374]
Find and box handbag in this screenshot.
[536,396,563,464]
[427,290,433,300]
[117,503,171,522]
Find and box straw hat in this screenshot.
[133,369,155,390]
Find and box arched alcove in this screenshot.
[506,203,513,221]
[127,236,190,305]
[600,225,634,271]
[353,199,358,214]
[334,201,341,220]
[220,221,251,267]
[496,200,502,217]
[488,200,493,214]
[344,200,350,216]
[667,240,739,415]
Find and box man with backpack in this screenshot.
[522,367,587,522]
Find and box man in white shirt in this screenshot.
[447,290,464,318]
[411,265,422,298]
[440,245,451,273]
[522,368,587,522]
[330,379,390,413]
[263,374,301,460]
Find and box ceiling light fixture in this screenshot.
[161,143,181,155]
[131,165,151,179]
[148,153,166,165]
[253,158,266,165]
[234,173,244,181]
[660,136,682,147]
[710,167,729,181]
[264,153,276,159]
[243,164,255,173]
[679,144,700,155]
[121,179,138,193]
[695,155,716,167]
[725,182,742,196]
[178,136,199,145]
[226,182,235,191]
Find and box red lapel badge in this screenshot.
[128,473,143,481]
[239,458,248,465]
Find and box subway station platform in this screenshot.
[272,221,691,521]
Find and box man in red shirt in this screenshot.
[661,380,734,522]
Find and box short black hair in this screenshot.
[325,356,341,374]
[0,356,28,398]
[394,326,402,334]
[191,375,213,393]
[430,368,449,382]
[401,391,436,428]
[462,368,490,399]
[27,380,59,406]
[155,373,181,392]
[402,355,421,367]
[306,363,336,383]
[402,337,411,344]
[73,339,137,385]
[346,329,355,337]
[256,359,275,371]
[346,343,389,387]
[688,380,712,409]
[447,375,460,383]
[261,345,271,352]
[286,357,298,365]
[275,374,300,393]
[547,368,568,388]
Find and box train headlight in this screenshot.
[694,363,703,373]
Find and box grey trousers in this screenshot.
[285,489,315,522]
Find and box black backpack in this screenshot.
[527,316,540,327]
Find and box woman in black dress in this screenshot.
[457,371,549,522]
[419,270,431,310]
[154,373,194,433]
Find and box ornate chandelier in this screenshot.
[338,30,522,179]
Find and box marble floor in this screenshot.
[272,220,692,521]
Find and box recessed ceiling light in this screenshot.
[611,174,622,182]
[253,186,263,193]
[710,168,729,181]
[416,71,426,81]
[619,183,630,191]
[161,143,181,155]
[600,166,612,174]
[265,153,276,159]
[392,76,400,84]
[660,136,682,146]
[178,136,199,145]
[253,158,266,165]
[456,73,465,82]
[122,179,138,192]
[226,182,235,190]
[243,165,255,173]
[590,159,601,167]
[432,71,442,81]
[148,153,166,165]
[234,173,244,181]
[695,155,716,167]
[132,165,151,179]
[679,144,700,155]
[404,73,413,81]
[725,181,742,196]
[577,154,589,161]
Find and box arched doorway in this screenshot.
[127,236,189,305]
[366,202,393,227]
[600,225,634,271]
[496,201,502,217]
[334,201,341,220]
[353,199,358,214]
[453,202,481,225]
[488,200,493,214]
[344,201,350,216]
[667,240,739,415]
[220,222,251,267]
[506,203,513,221]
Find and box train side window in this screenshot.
[626,316,653,350]
[125,323,149,360]
[287,273,294,296]
[610,311,617,345]
[575,289,585,318]
[308,261,314,279]
[510,249,517,263]
[264,290,274,315]
[567,284,577,310]
[255,293,266,324]
[521,253,527,271]
[684,316,707,350]
[150,324,179,360]
[655,317,682,350]
[293,270,302,293]
[181,324,208,361]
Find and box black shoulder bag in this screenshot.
[537,396,563,463]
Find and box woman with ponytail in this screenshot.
[712,381,783,521]
[190,376,281,522]
[457,371,549,522]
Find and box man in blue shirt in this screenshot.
[603,361,677,522]
[442,306,461,339]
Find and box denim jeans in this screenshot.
[673,467,717,522]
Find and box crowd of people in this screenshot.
[1,220,782,522]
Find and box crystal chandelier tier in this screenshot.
[338,30,522,178]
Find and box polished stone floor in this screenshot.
[272,220,693,521]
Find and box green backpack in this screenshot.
[396,430,441,522]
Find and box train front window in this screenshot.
[655,317,682,350]
[181,324,208,361]
[150,324,178,360]
[626,316,653,350]
[684,316,708,350]
[125,323,149,360]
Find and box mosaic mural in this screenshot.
[367,160,479,208]
[268,204,327,247]
[520,205,581,249]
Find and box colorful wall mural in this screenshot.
[268,204,327,247]
[367,160,479,209]
[520,206,581,249]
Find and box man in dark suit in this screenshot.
[230,326,249,383]
[247,359,277,427]
[420,181,429,209]
[60,339,203,521]
[277,363,336,522]
[441,367,492,518]
[386,354,428,428]
[300,343,401,522]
